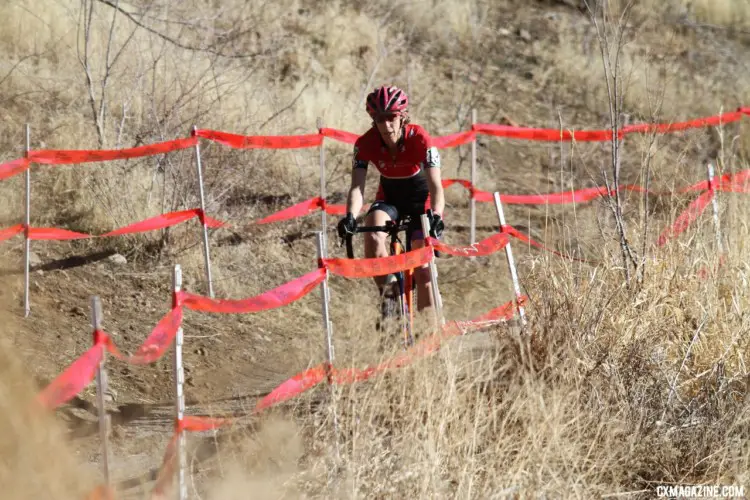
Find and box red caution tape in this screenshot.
[502,225,594,264]
[331,362,384,385]
[251,197,370,222]
[0,157,29,181]
[28,137,198,165]
[717,169,750,193]
[195,129,323,149]
[253,197,324,225]
[200,213,225,228]
[150,415,236,498]
[331,298,522,385]
[441,178,494,202]
[318,128,478,149]
[330,333,442,384]
[102,209,223,237]
[656,190,714,247]
[323,203,370,216]
[427,233,509,257]
[107,307,183,365]
[622,111,743,135]
[166,298,523,441]
[500,186,613,204]
[323,246,433,278]
[332,333,445,384]
[319,128,359,144]
[28,227,91,240]
[685,171,741,193]
[323,203,347,216]
[431,130,477,149]
[151,432,180,499]
[36,342,105,410]
[0,224,24,242]
[254,363,327,412]
[180,415,235,432]
[472,110,746,143]
[443,178,665,205]
[474,123,613,142]
[443,178,476,191]
[469,296,523,325]
[128,307,183,364]
[681,178,712,193]
[9,209,225,242]
[179,268,326,314]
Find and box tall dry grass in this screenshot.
[0,305,94,499]
[0,0,749,498]
[166,149,750,498]
[179,213,750,498]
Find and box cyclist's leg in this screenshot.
[407,203,436,313]
[410,231,435,313]
[365,201,401,335]
[363,200,398,291]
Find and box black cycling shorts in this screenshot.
[366,201,426,243]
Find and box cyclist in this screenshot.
[337,84,445,319]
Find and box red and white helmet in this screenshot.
[366,85,409,119]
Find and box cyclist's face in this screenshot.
[375,113,402,147]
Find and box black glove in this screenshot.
[428,211,444,239]
[337,212,357,239]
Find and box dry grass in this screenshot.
[177,222,750,498]
[681,0,750,28]
[0,303,94,499]
[0,0,749,498]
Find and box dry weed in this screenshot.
[0,0,748,498]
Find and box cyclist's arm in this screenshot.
[346,163,368,218]
[425,147,445,216]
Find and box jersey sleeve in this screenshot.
[425,146,441,169]
[413,125,440,169]
[352,144,369,170]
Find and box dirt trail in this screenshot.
[0,196,533,497]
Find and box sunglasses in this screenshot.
[374,113,400,124]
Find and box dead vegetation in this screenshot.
[0,0,748,498]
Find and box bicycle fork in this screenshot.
[401,270,415,347]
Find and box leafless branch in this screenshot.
[78,0,105,147]
[0,53,42,89]
[258,83,310,131]
[94,0,268,60]
[585,0,640,287]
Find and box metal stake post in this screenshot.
[173,265,187,500]
[192,126,214,298]
[707,162,724,255]
[420,215,445,326]
[24,124,31,317]
[493,193,527,326]
[90,296,110,486]
[470,109,477,247]
[317,118,327,253]
[315,232,340,460]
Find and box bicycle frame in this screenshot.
[343,217,416,347]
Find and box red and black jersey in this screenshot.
[352,124,440,211]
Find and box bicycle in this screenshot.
[342,214,419,348]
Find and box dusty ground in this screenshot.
[0,0,748,498]
[1,202,528,498]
